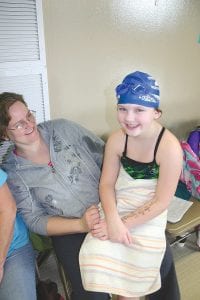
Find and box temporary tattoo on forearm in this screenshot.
[122,198,157,223]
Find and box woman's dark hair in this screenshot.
[0,92,27,140]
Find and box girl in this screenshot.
[79,71,183,300]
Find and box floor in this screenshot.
[170,232,200,300]
[39,232,200,300]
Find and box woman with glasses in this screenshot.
[0,92,110,300]
[0,168,36,300]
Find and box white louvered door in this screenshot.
[0,0,50,163]
[0,0,50,123]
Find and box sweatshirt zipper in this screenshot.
[48,160,56,173]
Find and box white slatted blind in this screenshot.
[0,0,50,163]
[0,0,39,62]
[0,74,46,121]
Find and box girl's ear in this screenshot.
[154,109,162,119]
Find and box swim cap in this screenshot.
[116,71,160,108]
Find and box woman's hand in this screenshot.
[81,205,100,232]
[91,219,108,240]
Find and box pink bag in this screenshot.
[180,141,200,200]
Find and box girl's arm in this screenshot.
[98,130,133,244]
[122,131,183,229]
[0,183,16,282]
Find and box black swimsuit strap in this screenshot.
[153,127,165,159]
[122,127,165,159]
[123,134,128,156]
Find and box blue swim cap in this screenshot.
[116,71,160,108]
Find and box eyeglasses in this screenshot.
[7,110,36,131]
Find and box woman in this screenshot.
[0,92,110,300]
[79,71,183,299]
[0,168,36,300]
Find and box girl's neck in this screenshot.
[125,122,163,162]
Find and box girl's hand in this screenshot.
[92,217,133,245]
[107,216,133,245]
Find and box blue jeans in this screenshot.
[0,242,37,300]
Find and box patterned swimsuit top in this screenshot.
[121,127,165,180]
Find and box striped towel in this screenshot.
[79,167,167,297]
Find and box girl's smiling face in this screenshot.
[117,103,161,137]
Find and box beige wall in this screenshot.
[42,0,200,139]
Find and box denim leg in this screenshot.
[0,242,37,300]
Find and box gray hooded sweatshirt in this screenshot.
[2,119,104,235]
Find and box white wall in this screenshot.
[42,0,200,139]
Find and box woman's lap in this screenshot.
[51,233,110,300]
